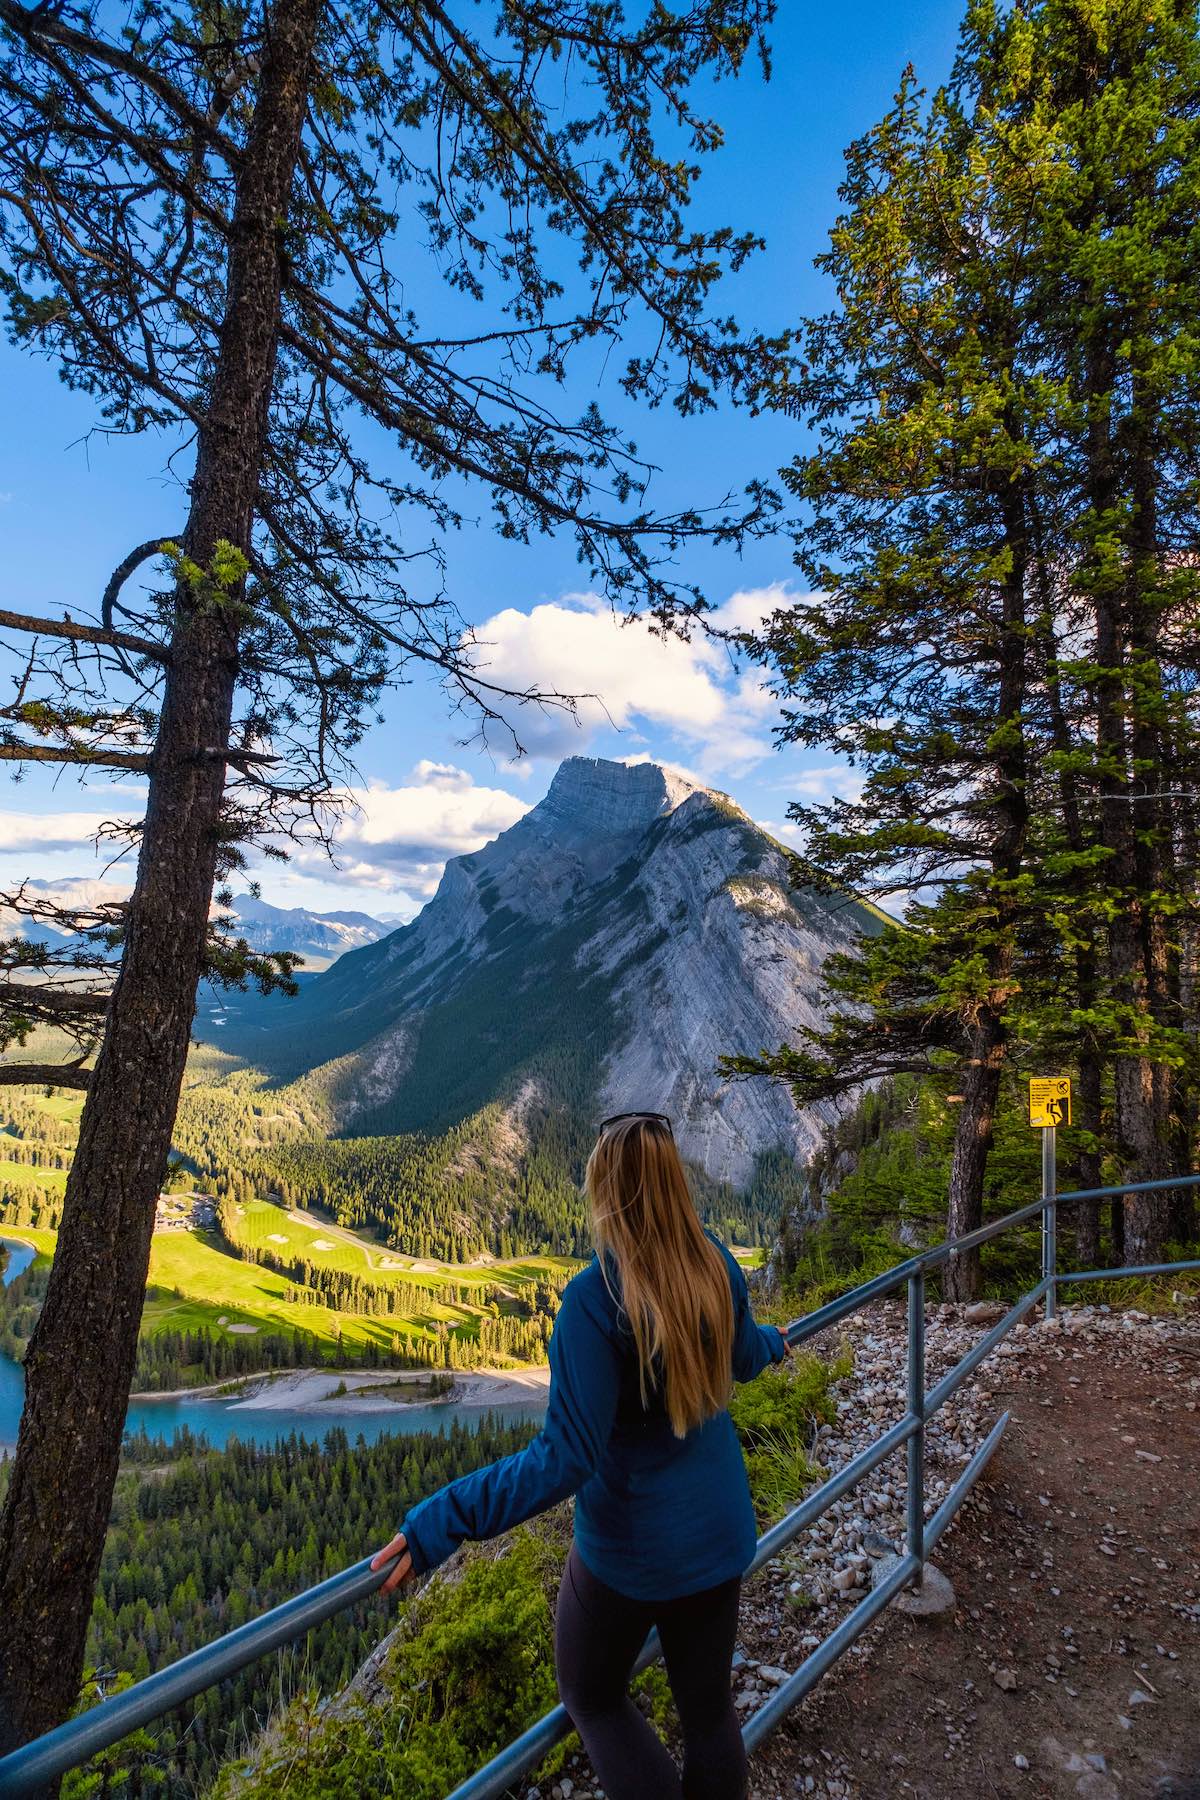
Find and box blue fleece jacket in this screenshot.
[399,1232,787,1601]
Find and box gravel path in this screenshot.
[536,1298,1199,1800]
[742,1300,1200,1800]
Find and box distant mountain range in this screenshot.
[203,757,888,1192]
[2,881,391,974]
[220,894,392,972]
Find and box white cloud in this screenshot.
[0,806,138,856]
[293,764,530,896]
[411,759,474,790]
[707,581,798,639]
[0,766,529,908]
[463,583,813,779]
[760,770,866,849]
[787,766,865,804]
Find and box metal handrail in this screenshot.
[1,1173,1198,1799]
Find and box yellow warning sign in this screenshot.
[1029,1076,1071,1129]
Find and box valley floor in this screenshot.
[197,1363,553,1411]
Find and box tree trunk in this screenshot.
[1117,1054,1169,1263]
[1101,626,1169,1261]
[944,1004,1007,1301]
[0,0,321,1774]
[1122,370,1173,1262]
[1074,1044,1104,1270]
[945,478,1029,1304]
[1033,551,1106,1274]
[1110,1193,1125,1263]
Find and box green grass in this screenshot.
[0,1159,67,1192]
[730,1244,765,1268]
[145,1231,452,1350]
[4,1216,580,1357]
[235,1199,575,1295]
[0,1227,56,1259]
[26,1092,84,1122]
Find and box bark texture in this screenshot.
[0,0,321,1772]
[944,1004,1006,1301]
[944,486,1029,1303]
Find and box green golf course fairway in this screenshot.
[4,1211,580,1359]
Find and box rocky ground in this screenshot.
[535,1296,1199,1800]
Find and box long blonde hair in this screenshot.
[585,1115,735,1439]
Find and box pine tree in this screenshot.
[0,0,783,1755]
[728,0,1200,1283]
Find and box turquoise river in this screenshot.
[0,1236,545,1453]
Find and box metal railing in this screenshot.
[1,1172,1198,1799]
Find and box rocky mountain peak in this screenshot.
[203,753,888,1195]
[533,756,705,841]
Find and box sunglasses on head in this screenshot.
[597,1110,674,1136]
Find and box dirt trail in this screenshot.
[744,1308,1200,1800]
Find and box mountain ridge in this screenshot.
[220,893,391,970]
[205,756,887,1191]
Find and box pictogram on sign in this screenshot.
[1029,1076,1071,1129]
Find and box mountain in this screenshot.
[0,880,388,973]
[0,877,127,950]
[220,894,391,971]
[206,757,889,1192]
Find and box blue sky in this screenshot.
[0,1,964,922]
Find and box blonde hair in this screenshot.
[585,1116,734,1439]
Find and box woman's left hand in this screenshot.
[371,1532,415,1596]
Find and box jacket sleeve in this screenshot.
[725,1246,788,1382]
[399,1277,622,1576]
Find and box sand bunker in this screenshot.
[379,1256,402,1269]
[226,1323,259,1335]
[311,1239,334,1251]
[267,1233,288,1243]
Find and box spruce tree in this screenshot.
[729,0,1200,1282]
[0,0,781,1760]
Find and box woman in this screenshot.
[371,1111,792,1800]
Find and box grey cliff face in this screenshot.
[218,757,885,1194]
[583,790,863,1186]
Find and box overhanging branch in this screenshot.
[0,983,110,1018]
[0,743,152,771]
[0,607,171,667]
[0,1060,91,1091]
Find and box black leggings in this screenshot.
[554,1540,748,1800]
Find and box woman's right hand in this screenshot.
[371,1532,415,1596]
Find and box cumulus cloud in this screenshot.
[292,764,531,896]
[465,583,811,778]
[0,806,138,856]
[0,766,530,907]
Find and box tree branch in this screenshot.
[0,608,170,666]
[0,983,110,1018]
[0,743,152,771]
[0,1061,91,1091]
[100,540,172,637]
[0,0,244,169]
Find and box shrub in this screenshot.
[729,1350,851,1525]
[214,1530,564,1800]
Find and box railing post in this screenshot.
[906,1269,925,1570]
[1042,1123,1057,1321]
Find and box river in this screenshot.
[0,1236,546,1453]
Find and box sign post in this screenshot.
[1029,1078,1070,1321]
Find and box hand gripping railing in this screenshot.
[1,1173,1197,1799]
